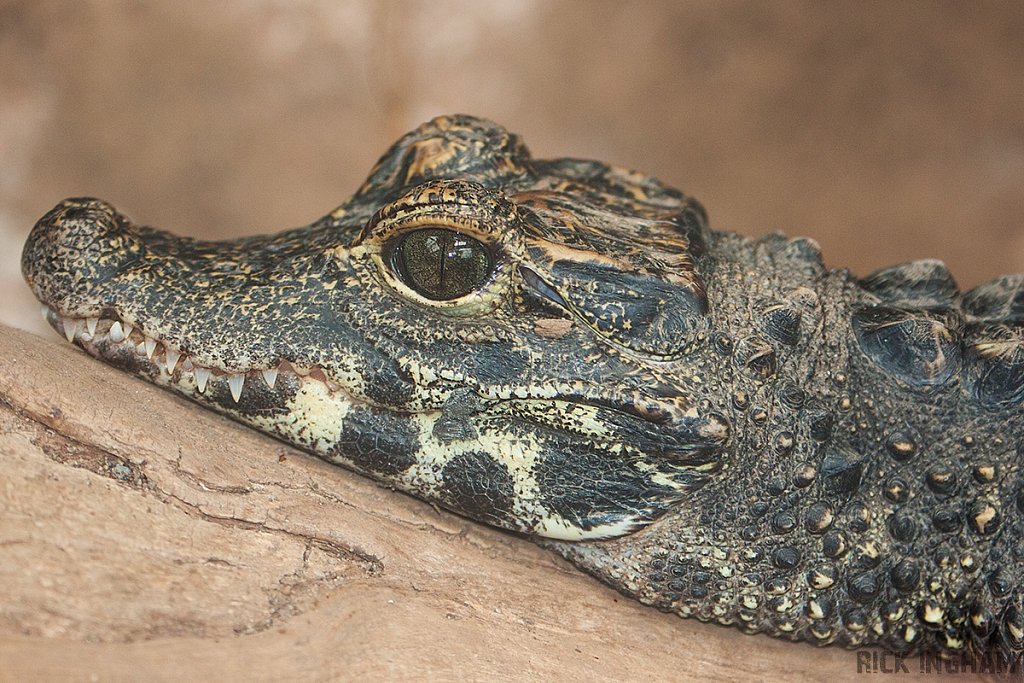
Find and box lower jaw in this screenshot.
[39,305,696,543]
[41,305,364,453]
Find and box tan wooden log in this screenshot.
[0,324,976,682]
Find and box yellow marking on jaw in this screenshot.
[534,515,643,541]
[233,376,358,455]
[400,413,544,510]
[393,411,645,540]
[287,379,355,451]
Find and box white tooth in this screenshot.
[86,317,99,335]
[135,340,147,356]
[194,367,211,393]
[144,337,157,359]
[261,368,278,389]
[228,373,245,403]
[165,348,181,373]
[109,321,125,343]
[123,324,134,339]
[63,318,80,342]
[40,304,52,320]
[182,358,194,372]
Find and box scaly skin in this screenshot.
[21,115,1024,659]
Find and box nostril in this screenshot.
[21,197,144,317]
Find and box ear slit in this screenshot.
[544,258,709,359]
[519,265,568,308]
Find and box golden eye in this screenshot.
[391,228,492,300]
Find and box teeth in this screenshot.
[194,367,211,393]
[63,318,80,342]
[228,373,245,402]
[164,347,181,373]
[44,315,336,405]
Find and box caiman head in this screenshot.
[22,114,730,540]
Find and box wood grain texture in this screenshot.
[0,324,990,682]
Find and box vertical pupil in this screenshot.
[396,228,491,300]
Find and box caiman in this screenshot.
[21,115,1024,659]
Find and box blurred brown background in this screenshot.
[2,4,1024,679]
[2,0,1023,337]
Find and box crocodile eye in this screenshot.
[392,228,492,300]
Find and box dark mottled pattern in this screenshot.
[533,438,683,532]
[21,114,1024,661]
[439,451,516,526]
[333,406,420,476]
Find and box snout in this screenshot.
[22,197,144,318]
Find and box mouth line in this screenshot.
[40,306,727,466]
[41,305,647,419]
[40,305,357,405]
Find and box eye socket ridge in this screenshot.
[388,227,496,301]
